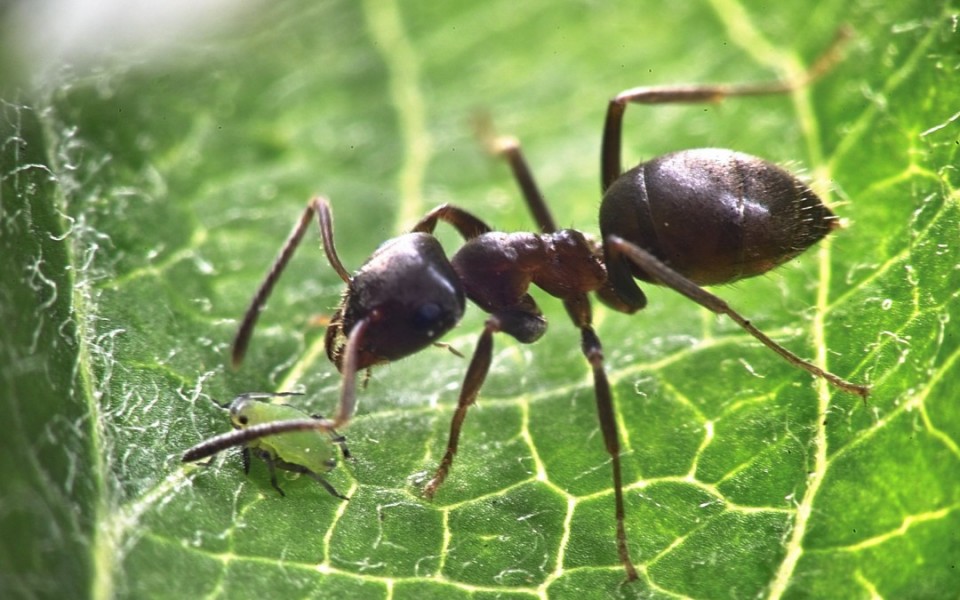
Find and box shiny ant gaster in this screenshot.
[219,30,868,580]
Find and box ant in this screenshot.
[219,29,868,580]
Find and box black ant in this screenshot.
[224,29,867,580]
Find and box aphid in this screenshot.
[220,29,867,579]
[182,392,350,500]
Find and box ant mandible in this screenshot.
[228,29,868,581]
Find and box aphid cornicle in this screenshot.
[182,392,350,500]
[202,28,867,580]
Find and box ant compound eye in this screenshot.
[412,302,442,331]
[237,415,249,425]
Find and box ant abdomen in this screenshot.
[600,148,838,309]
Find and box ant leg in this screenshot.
[476,117,633,311]
[475,115,557,233]
[607,236,869,398]
[241,447,251,474]
[601,27,851,190]
[412,204,492,240]
[423,318,499,499]
[563,293,639,581]
[232,196,350,367]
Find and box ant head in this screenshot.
[326,232,466,371]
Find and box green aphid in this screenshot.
[182,392,350,499]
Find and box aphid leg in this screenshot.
[607,236,869,398]
[257,450,287,497]
[304,472,349,501]
[331,432,351,460]
[274,459,350,501]
[310,413,352,460]
[563,292,639,581]
[601,27,852,190]
[423,317,500,499]
[241,447,251,474]
[361,368,372,391]
[232,196,349,367]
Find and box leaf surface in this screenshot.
[2,0,958,598]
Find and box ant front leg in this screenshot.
[601,27,851,190]
[230,193,370,432]
[423,280,548,498]
[423,318,498,499]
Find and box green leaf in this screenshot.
[3,0,958,598]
